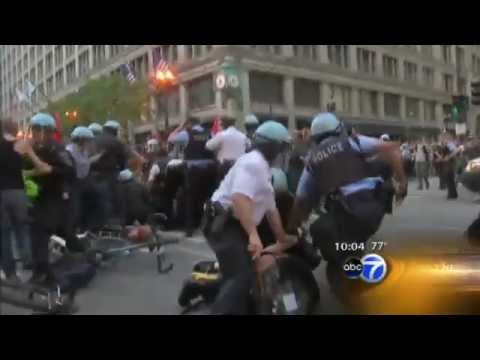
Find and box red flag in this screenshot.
[53,112,64,144]
[211,117,223,136]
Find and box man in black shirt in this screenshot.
[0,119,51,281]
[23,113,76,284]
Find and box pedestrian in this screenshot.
[414,141,430,190]
[118,170,154,226]
[205,116,249,184]
[439,133,461,200]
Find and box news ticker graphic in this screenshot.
[344,254,388,284]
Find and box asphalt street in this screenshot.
[2,177,480,315]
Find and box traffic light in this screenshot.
[451,95,469,123]
[472,80,480,106]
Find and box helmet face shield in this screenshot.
[30,125,54,146]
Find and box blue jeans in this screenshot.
[1,189,31,276]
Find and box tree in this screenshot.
[46,75,150,135]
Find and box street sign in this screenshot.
[228,74,240,88]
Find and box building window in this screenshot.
[422,66,434,88]
[186,45,193,59]
[167,89,180,116]
[205,45,213,53]
[404,61,417,83]
[329,84,351,114]
[424,100,436,122]
[23,54,28,70]
[66,60,76,84]
[441,45,452,64]
[65,45,75,58]
[328,45,349,68]
[55,69,64,91]
[194,45,202,58]
[456,46,465,69]
[46,76,54,95]
[383,55,398,79]
[30,68,36,84]
[29,47,35,62]
[357,48,376,74]
[110,45,121,58]
[443,73,453,93]
[294,78,320,108]
[45,52,53,74]
[187,74,214,110]
[249,71,284,105]
[54,46,63,67]
[38,60,44,80]
[421,45,433,57]
[406,97,419,120]
[92,45,106,67]
[273,45,282,55]
[294,46,318,61]
[359,89,378,116]
[384,93,400,117]
[458,77,467,95]
[404,45,417,52]
[36,45,43,58]
[79,50,90,77]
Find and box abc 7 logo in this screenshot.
[343,254,388,284]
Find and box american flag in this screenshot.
[120,64,136,84]
[155,58,169,73]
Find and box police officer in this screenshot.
[88,123,103,137]
[203,121,293,315]
[24,113,77,284]
[285,113,407,269]
[244,114,259,142]
[205,116,249,184]
[170,117,216,237]
[90,120,128,227]
[66,127,95,233]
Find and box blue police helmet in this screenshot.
[271,168,288,194]
[88,123,103,134]
[118,169,133,182]
[71,126,94,140]
[311,113,342,140]
[31,113,56,129]
[254,121,291,145]
[104,120,121,130]
[245,114,259,126]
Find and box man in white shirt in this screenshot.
[205,117,249,164]
[205,117,249,183]
[204,121,293,315]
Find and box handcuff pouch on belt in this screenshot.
[204,201,232,237]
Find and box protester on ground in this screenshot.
[118,169,154,226]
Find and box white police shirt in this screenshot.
[211,150,276,226]
[206,126,249,163]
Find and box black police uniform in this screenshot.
[183,127,216,235]
[440,144,458,199]
[305,133,390,265]
[90,133,128,227]
[27,141,76,277]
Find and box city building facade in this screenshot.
[1,45,480,140]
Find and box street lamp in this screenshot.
[150,66,179,130]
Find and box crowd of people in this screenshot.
[398,133,471,200]
[1,108,478,315]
